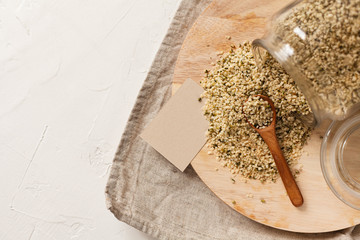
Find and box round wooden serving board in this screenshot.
[172,0,360,233]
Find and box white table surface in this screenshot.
[0,0,182,239]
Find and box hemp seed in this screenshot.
[274,0,360,117]
[243,96,273,129]
[201,42,312,183]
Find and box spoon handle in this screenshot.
[261,128,304,207]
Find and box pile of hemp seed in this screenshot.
[200,42,312,183]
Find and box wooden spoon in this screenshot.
[243,95,304,207]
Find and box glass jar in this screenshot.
[252,0,360,123]
[252,0,360,210]
[321,111,360,210]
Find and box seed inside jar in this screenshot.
[243,96,273,129]
[274,0,360,117]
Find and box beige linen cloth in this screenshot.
[105,0,360,239]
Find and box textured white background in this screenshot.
[0,0,182,239]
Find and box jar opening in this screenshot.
[252,40,319,126]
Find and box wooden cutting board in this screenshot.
[172,0,360,233]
